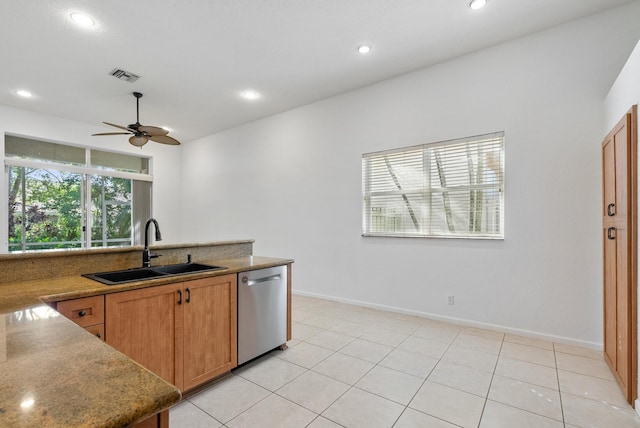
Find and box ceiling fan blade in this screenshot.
[92,132,132,136]
[129,135,149,147]
[104,122,136,133]
[149,135,181,145]
[138,125,169,136]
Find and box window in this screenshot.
[362,132,504,239]
[5,135,152,252]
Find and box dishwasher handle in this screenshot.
[241,274,281,286]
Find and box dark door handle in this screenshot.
[186,288,191,303]
[607,203,615,216]
[607,227,616,240]
[177,289,182,305]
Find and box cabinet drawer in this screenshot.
[57,295,105,327]
[85,324,105,341]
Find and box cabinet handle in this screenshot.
[607,203,616,216]
[78,310,87,317]
[186,288,191,303]
[607,227,616,240]
[177,289,182,305]
[96,332,101,339]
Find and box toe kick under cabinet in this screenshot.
[105,274,237,392]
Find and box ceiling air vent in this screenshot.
[109,68,141,83]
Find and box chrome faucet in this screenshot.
[142,218,162,268]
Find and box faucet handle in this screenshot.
[187,254,192,264]
[150,253,162,260]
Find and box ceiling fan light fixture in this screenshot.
[469,0,487,10]
[129,135,148,147]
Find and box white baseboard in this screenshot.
[292,289,603,350]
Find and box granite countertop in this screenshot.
[0,305,180,427]
[0,254,293,427]
[0,255,293,312]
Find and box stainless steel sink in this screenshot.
[83,263,226,285]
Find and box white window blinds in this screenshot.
[362,132,504,239]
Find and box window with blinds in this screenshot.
[362,132,504,239]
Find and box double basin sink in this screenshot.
[83,263,226,285]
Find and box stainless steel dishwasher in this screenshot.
[237,265,287,365]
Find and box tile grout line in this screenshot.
[302,312,396,427]
[553,342,567,426]
[390,326,463,427]
[475,333,505,427]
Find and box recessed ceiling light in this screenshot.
[469,0,487,10]
[15,89,33,98]
[70,12,95,27]
[357,45,371,54]
[240,89,261,100]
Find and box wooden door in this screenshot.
[182,274,237,391]
[602,105,637,404]
[106,283,184,390]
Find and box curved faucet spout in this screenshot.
[143,218,162,267]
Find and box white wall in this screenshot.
[181,4,640,346]
[0,105,183,249]
[604,36,640,412]
[605,39,640,130]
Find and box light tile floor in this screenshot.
[170,295,640,428]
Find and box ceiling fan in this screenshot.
[92,92,180,147]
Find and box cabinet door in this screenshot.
[182,275,237,391]
[106,283,184,389]
[603,225,618,368]
[615,225,631,396]
[85,324,105,341]
[602,105,637,405]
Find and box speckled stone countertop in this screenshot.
[0,255,293,312]
[0,305,180,427]
[0,254,293,427]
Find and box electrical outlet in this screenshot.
[448,296,455,305]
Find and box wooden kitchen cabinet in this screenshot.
[56,295,105,341]
[182,275,237,390]
[602,105,637,404]
[105,274,237,392]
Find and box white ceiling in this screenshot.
[0,0,636,143]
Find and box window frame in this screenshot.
[362,132,505,240]
[4,135,152,253]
